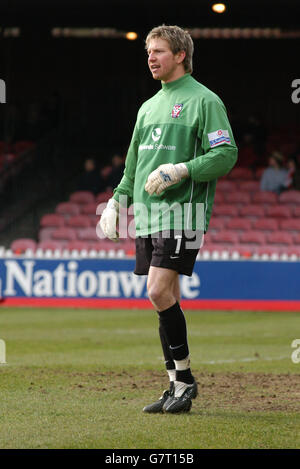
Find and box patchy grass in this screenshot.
[0,307,300,448]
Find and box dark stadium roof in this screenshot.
[1,0,300,31]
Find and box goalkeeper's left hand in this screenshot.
[145,163,189,196]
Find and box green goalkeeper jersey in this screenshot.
[113,73,238,236]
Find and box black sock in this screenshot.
[176,369,194,384]
[159,325,175,371]
[157,302,189,361]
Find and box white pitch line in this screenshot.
[198,355,289,364]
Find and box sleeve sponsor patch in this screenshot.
[207,129,231,148]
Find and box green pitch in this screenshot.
[0,306,300,449]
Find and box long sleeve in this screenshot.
[113,122,140,207]
[185,99,238,182]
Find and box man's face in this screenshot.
[147,37,185,83]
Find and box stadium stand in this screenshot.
[6,128,300,260]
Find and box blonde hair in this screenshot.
[145,25,194,74]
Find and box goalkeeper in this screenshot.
[100,25,238,413]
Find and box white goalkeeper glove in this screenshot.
[145,163,189,196]
[99,198,120,241]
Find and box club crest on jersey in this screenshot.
[171,103,183,118]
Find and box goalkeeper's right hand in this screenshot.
[99,198,120,241]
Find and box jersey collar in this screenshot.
[161,73,191,92]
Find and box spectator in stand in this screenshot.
[77,157,99,195]
[285,156,300,191]
[260,151,288,194]
[105,153,125,190]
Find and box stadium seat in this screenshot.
[252,191,278,204]
[55,202,81,217]
[38,240,66,251]
[212,205,239,217]
[238,180,260,193]
[81,202,99,216]
[208,218,226,232]
[254,245,283,256]
[239,204,265,218]
[225,192,252,204]
[96,191,114,203]
[66,215,92,228]
[77,227,99,242]
[40,214,65,228]
[228,218,252,231]
[39,227,56,241]
[213,192,225,204]
[252,218,279,231]
[216,180,237,191]
[294,206,300,217]
[227,167,254,180]
[293,233,300,245]
[239,231,266,245]
[266,206,292,218]
[66,240,92,251]
[211,230,239,244]
[51,227,77,241]
[279,219,300,231]
[267,232,294,245]
[279,190,300,204]
[10,238,37,254]
[69,191,95,204]
[283,246,300,256]
[255,167,267,180]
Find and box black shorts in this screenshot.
[134,230,203,277]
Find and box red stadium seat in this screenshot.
[266,205,292,218]
[252,218,279,231]
[55,202,81,217]
[10,238,37,254]
[252,191,278,204]
[66,215,92,228]
[228,218,252,231]
[216,180,237,191]
[293,233,300,245]
[279,190,300,204]
[213,192,225,204]
[238,180,260,192]
[51,228,77,241]
[66,240,92,251]
[40,214,65,228]
[294,206,300,217]
[239,231,266,245]
[239,204,265,218]
[39,227,56,241]
[69,191,95,204]
[77,227,99,242]
[38,240,65,251]
[225,192,252,204]
[96,191,114,203]
[81,202,99,216]
[208,218,226,232]
[255,167,267,180]
[211,230,239,244]
[227,167,254,180]
[212,205,239,217]
[267,232,294,245]
[280,219,300,231]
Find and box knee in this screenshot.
[147,282,167,306]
